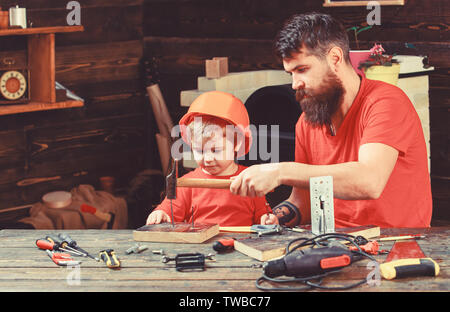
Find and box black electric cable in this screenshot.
[255,233,378,291]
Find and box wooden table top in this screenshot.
[0,227,448,292]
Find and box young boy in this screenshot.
[146,91,278,226]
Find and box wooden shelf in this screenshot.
[0,99,83,116]
[0,26,84,115]
[323,0,404,7]
[0,26,84,37]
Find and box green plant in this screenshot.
[347,25,373,50]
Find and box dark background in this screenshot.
[0,0,448,227]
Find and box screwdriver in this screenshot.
[99,249,121,269]
[58,233,99,261]
[212,238,235,253]
[35,238,84,256]
[380,258,440,280]
[45,235,86,256]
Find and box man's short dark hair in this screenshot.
[274,12,350,63]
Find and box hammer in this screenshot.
[166,159,231,226]
[166,159,232,197]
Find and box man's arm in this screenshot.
[230,142,399,200]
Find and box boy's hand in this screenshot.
[260,213,279,225]
[146,210,171,225]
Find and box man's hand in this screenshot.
[230,163,281,197]
[146,210,171,224]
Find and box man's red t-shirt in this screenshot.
[295,76,432,228]
[155,165,270,226]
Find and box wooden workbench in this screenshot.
[0,228,448,293]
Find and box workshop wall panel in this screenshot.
[0,0,151,225]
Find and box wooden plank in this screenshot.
[0,100,83,116]
[0,26,84,37]
[133,223,220,243]
[143,36,281,74]
[29,6,143,46]
[55,40,143,85]
[0,129,25,167]
[142,0,448,42]
[28,33,55,103]
[0,277,448,292]
[25,113,145,163]
[323,0,405,7]
[0,229,447,292]
[7,0,144,9]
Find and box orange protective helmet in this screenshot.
[179,91,252,157]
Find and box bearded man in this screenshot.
[230,13,432,228]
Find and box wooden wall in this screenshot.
[0,0,156,226]
[0,0,448,226]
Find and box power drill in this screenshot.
[263,245,359,278]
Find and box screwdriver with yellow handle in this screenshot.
[99,249,121,269]
[379,258,440,280]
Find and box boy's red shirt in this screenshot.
[295,76,432,228]
[155,165,270,226]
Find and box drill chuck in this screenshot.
[263,246,355,278]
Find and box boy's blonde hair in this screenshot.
[187,115,241,158]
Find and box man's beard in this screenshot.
[296,70,345,127]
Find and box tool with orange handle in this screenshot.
[35,238,84,256]
[212,238,236,253]
[45,250,81,266]
[348,240,389,255]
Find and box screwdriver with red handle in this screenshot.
[46,235,86,256]
[212,238,236,253]
[35,238,85,256]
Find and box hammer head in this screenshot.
[166,159,178,200]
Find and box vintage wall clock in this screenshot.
[0,70,30,104]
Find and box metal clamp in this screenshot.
[250,224,283,237]
[310,176,335,235]
[162,252,214,272]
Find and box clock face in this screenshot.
[0,71,27,100]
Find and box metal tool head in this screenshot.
[250,224,283,237]
[166,158,179,200]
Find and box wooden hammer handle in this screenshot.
[177,178,231,189]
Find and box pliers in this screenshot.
[45,250,81,266]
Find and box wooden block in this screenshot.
[205,59,220,79]
[337,225,381,239]
[234,232,314,262]
[28,33,55,103]
[180,89,204,107]
[234,225,380,261]
[213,57,228,77]
[205,57,228,79]
[133,222,220,243]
